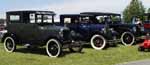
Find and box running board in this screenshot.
[108,39,121,43]
[136,36,146,40]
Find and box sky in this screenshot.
[0,0,150,19]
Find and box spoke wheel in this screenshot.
[4,37,16,52]
[90,34,106,50]
[46,39,62,57]
[121,32,135,46]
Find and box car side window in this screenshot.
[37,15,42,23]
[81,17,90,23]
[64,18,71,23]
[30,14,35,23]
[43,15,52,23]
[96,16,104,23]
[9,15,20,23]
[111,16,121,23]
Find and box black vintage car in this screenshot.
[142,13,150,33]
[1,11,82,57]
[60,14,118,50]
[81,12,145,46]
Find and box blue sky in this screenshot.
[0,0,150,19]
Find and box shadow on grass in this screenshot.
[15,48,85,57]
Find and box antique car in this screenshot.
[138,34,150,51]
[142,13,150,33]
[1,11,83,57]
[81,12,145,46]
[60,14,118,50]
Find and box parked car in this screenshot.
[141,13,150,33]
[138,34,150,51]
[60,14,118,50]
[81,12,145,46]
[1,11,83,57]
[0,24,7,38]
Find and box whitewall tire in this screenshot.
[4,37,16,52]
[121,32,135,46]
[46,39,62,57]
[90,34,106,50]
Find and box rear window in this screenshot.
[10,15,20,21]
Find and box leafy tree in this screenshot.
[148,8,150,13]
[123,0,145,23]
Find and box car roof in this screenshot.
[60,14,93,17]
[7,10,56,15]
[80,12,121,16]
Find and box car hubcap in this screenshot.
[48,42,59,56]
[4,37,15,52]
[94,37,104,47]
[123,34,133,44]
[6,39,14,51]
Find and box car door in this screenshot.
[77,23,90,39]
[64,17,90,40]
[20,23,39,41]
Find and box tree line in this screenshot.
[123,0,150,23]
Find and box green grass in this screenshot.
[0,43,150,65]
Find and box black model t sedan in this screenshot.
[60,14,118,50]
[81,12,145,46]
[1,11,82,57]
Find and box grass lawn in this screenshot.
[0,43,150,65]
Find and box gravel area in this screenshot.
[116,59,150,65]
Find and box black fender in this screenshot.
[90,30,106,40]
[114,27,131,35]
[44,36,63,46]
[1,33,17,43]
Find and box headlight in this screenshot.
[70,30,76,36]
[59,28,64,37]
[102,28,105,31]
[132,27,136,32]
[102,28,106,33]
[109,28,114,31]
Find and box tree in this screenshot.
[123,0,145,23]
[148,8,150,13]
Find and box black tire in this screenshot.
[46,39,62,57]
[90,34,106,50]
[121,32,135,46]
[4,37,16,52]
[69,42,83,52]
[138,46,144,51]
